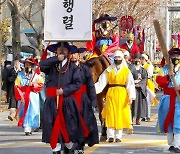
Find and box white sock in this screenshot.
[24,127,31,133]
[167,133,174,146]
[52,143,61,152]
[65,141,74,149]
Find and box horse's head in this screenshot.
[85,57,105,83]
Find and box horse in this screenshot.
[85,53,111,141]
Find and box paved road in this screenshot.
[0,91,171,154]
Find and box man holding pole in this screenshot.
[40,42,84,154]
[154,20,180,153]
[156,48,180,153]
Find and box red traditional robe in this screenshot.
[120,42,140,60]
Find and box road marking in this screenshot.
[84,138,168,153]
[150,114,158,121]
[0,141,49,148]
[0,138,168,149]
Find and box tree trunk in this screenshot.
[9,1,21,58]
[37,33,43,54]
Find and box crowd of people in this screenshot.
[1,14,180,154]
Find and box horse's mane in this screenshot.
[85,55,111,71]
[85,57,97,68]
[99,56,107,71]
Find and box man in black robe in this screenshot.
[70,46,99,152]
[40,42,83,154]
[2,54,22,121]
[1,60,11,102]
[131,52,148,125]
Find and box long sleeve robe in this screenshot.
[131,66,148,119]
[95,63,136,129]
[40,57,83,145]
[15,70,44,128]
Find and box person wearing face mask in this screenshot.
[95,49,136,143]
[14,57,44,136]
[40,42,83,154]
[141,53,158,122]
[156,47,180,153]
[120,32,140,61]
[131,52,148,125]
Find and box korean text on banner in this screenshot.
[44,0,92,41]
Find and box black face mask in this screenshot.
[127,40,131,43]
[134,61,140,65]
[171,58,179,66]
[114,59,122,65]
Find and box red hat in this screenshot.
[160,57,165,67]
[25,57,38,65]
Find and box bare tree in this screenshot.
[92,0,164,29]
[0,0,8,107]
[1,18,11,46]
[7,0,21,57]
[19,0,44,53]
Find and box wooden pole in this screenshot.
[56,42,64,109]
[153,20,180,101]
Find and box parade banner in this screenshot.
[44,0,92,41]
[120,15,134,31]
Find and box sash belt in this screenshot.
[18,86,32,127]
[108,84,126,88]
[48,85,89,149]
[163,87,177,133]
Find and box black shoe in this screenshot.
[8,115,13,121]
[108,138,114,143]
[100,135,107,142]
[136,119,141,125]
[146,117,151,122]
[74,150,84,154]
[141,118,146,121]
[64,146,74,154]
[169,146,175,152]
[115,139,121,143]
[33,128,39,132]
[53,151,60,154]
[174,147,180,153]
[25,132,32,136]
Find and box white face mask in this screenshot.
[6,64,11,67]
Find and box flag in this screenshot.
[133,26,138,40]
[178,33,180,48]
[41,42,51,60]
[172,34,178,47]
[139,29,145,53]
